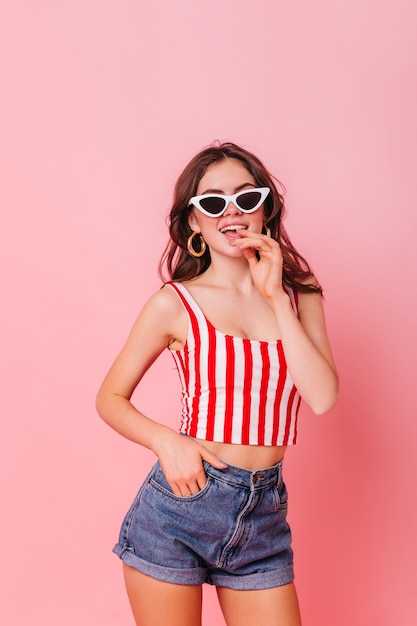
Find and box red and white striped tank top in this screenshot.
[167,281,301,446]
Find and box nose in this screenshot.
[224,200,242,216]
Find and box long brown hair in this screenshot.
[159,142,321,294]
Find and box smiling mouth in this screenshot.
[220,225,248,234]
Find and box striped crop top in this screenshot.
[167,281,301,446]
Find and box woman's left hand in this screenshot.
[230,230,284,300]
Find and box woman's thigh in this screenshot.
[216,582,302,626]
[123,564,203,626]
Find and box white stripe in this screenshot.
[194,311,209,439]
[287,287,298,314]
[170,352,187,430]
[230,338,245,443]
[278,372,293,443]
[212,333,227,440]
[286,375,300,443]
[263,343,279,445]
[248,341,262,445]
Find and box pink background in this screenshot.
[1,1,416,624]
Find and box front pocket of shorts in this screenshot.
[118,465,157,537]
[149,471,213,502]
[272,482,289,512]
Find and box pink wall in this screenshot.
[1,1,416,624]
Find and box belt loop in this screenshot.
[277,460,282,485]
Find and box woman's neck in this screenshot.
[195,256,255,292]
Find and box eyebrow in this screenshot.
[199,182,256,195]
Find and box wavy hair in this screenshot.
[159,142,321,294]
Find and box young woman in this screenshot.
[96,142,338,626]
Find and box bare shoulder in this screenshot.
[295,276,323,315]
[97,285,188,399]
[296,281,336,369]
[145,283,184,315]
[140,283,188,348]
[139,282,185,323]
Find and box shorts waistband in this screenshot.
[203,458,283,490]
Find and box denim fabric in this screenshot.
[113,459,294,590]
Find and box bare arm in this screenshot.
[96,286,227,495]
[267,288,338,414]
[231,232,339,414]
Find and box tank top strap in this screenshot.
[164,281,208,330]
[286,287,299,315]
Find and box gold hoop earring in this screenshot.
[263,225,271,237]
[187,231,207,257]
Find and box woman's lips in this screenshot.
[220,224,247,236]
[222,230,244,241]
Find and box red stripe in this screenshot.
[257,343,270,445]
[169,284,201,437]
[241,339,253,444]
[223,335,235,443]
[292,394,302,443]
[271,342,287,445]
[283,385,298,445]
[205,323,217,440]
[174,351,189,432]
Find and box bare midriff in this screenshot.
[195,438,287,471]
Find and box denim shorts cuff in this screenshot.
[113,544,207,586]
[210,565,294,590]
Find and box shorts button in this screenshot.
[252,476,265,484]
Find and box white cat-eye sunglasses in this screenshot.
[189,187,270,217]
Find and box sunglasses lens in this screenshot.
[237,190,263,211]
[199,197,226,215]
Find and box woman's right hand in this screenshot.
[154,429,227,497]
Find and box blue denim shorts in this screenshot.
[113,458,294,590]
